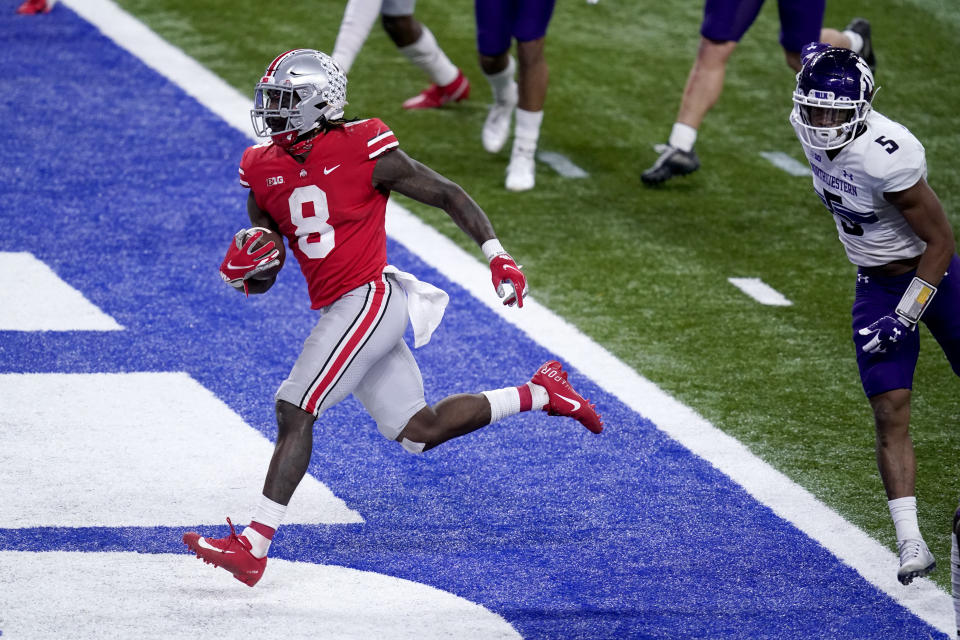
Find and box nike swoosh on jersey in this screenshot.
[196,537,236,554]
[556,393,581,412]
[324,164,341,175]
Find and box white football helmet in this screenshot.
[251,49,348,149]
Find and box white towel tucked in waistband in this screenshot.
[383,265,449,348]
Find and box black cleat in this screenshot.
[641,145,700,186]
[846,17,875,72]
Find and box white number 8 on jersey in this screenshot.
[288,185,335,259]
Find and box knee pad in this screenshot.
[399,437,426,454]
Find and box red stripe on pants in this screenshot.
[304,280,387,414]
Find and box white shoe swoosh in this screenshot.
[324,164,341,175]
[196,537,235,554]
[556,393,581,412]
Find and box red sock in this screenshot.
[248,520,276,540]
[516,384,533,411]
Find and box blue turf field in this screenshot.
[0,5,946,638]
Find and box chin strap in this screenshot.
[273,125,324,156]
[286,134,319,156]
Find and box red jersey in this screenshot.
[238,118,399,308]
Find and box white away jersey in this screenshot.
[792,110,927,267]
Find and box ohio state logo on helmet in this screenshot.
[250,49,348,151]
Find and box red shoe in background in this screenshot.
[402,69,470,110]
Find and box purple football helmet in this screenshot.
[791,47,875,150]
[799,41,831,67]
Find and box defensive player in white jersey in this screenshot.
[181,49,603,587]
[791,47,958,586]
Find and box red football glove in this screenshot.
[489,252,528,308]
[219,228,280,295]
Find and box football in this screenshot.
[245,227,285,280]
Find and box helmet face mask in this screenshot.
[256,87,299,135]
[795,97,859,149]
[791,47,874,150]
[251,49,348,150]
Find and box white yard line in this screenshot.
[728,277,793,306]
[537,151,589,178]
[62,1,954,634]
[760,151,811,177]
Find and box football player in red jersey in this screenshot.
[183,49,603,587]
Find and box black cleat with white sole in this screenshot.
[641,145,700,186]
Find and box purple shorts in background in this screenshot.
[700,0,824,52]
[475,0,557,56]
[851,254,960,398]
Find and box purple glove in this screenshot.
[858,314,913,354]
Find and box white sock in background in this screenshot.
[668,122,697,152]
[484,56,517,103]
[843,30,864,54]
[331,0,382,73]
[399,25,458,86]
[514,108,543,150]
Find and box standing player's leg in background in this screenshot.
[504,32,549,192]
[331,0,383,73]
[383,0,470,109]
[779,1,875,73]
[476,0,556,192]
[640,0,766,186]
[331,0,470,109]
[642,0,875,186]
